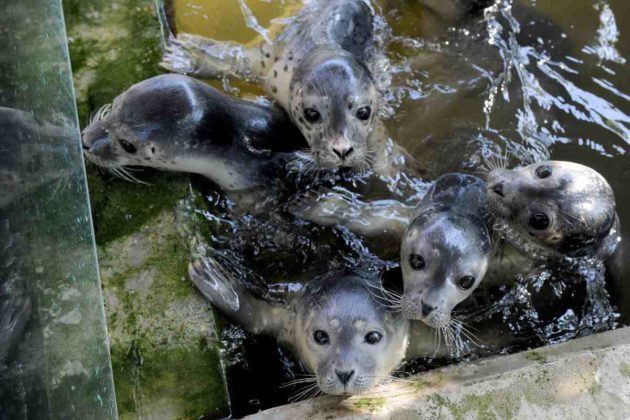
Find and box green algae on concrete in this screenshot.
[86,169,189,246]
[99,209,229,419]
[524,351,547,364]
[63,0,229,417]
[63,0,164,125]
[352,397,386,413]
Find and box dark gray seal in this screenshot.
[82,74,306,191]
[400,174,492,329]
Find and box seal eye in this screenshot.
[313,330,330,345]
[457,275,475,291]
[529,212,550,230]
[364,331,383,345]
[356,106,371,121]
[304,108,321,124]
[118,139,137,154]
[535,165,552,179]
[409,253,425,270]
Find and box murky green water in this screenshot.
[169,0,629,299]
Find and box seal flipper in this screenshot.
[189,257,287,336]
[161,34,267,82]
[288,186,414,238]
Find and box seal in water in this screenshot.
[188,256,409,396]
[82,74,306,192]
[161,0,394,172]
[399,174,492,329]
[289,173,492,330]
[486,160,620,261]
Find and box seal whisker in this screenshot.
[118,166,151,185]
[89,103,112,125]
[289,382,321,402]
[448,321,466,356]
[365,287,402,310]
[453,319,483,348]
[280,375,317,389]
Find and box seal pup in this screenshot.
[399,174,492,330]
[82,74,306,192]
[161,0,396,172]
[188,256,409,396]
[485,160,620,261]
[290,174,493,333]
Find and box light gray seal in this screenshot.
[486,160,620,261]
[188,256,409,396]
[161,0,396,173]
[399,174,491,329]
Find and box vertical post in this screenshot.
[0,0,118,418]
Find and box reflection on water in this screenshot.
[166,0,629,414]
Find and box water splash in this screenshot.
[237,0,272,45]
[583,1,626,65]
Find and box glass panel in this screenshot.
[0,1,117,418]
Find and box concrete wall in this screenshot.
[251,327,630,419]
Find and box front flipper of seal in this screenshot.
[189,257,287,336]
[161,34,267,82]
[288,187,416,238]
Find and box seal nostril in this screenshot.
[333,146,354,160]
[335,370,354,385]
[82,144,90,151]
[492,182,504,197]
[421,301,434,317]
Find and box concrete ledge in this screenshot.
[249,327,630,419]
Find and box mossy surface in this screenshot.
[98,209,229,419]
[524,351,547,364]
[86,169,189,246]
[63,0,163,125]
[63,0,229,417]
[353,397,386,412]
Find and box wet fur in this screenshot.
[189,256,408,396]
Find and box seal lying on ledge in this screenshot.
[82,74,306,191]
[189,256,409,396]
[161,0,396,173]
[290,173,492,330]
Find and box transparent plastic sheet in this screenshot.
[0,1,117,418]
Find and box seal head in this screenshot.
[399,174,491,328]
[401,211,490,328]
[486,161,618,259]
[289,49,378,170]
[294,274,408,395]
